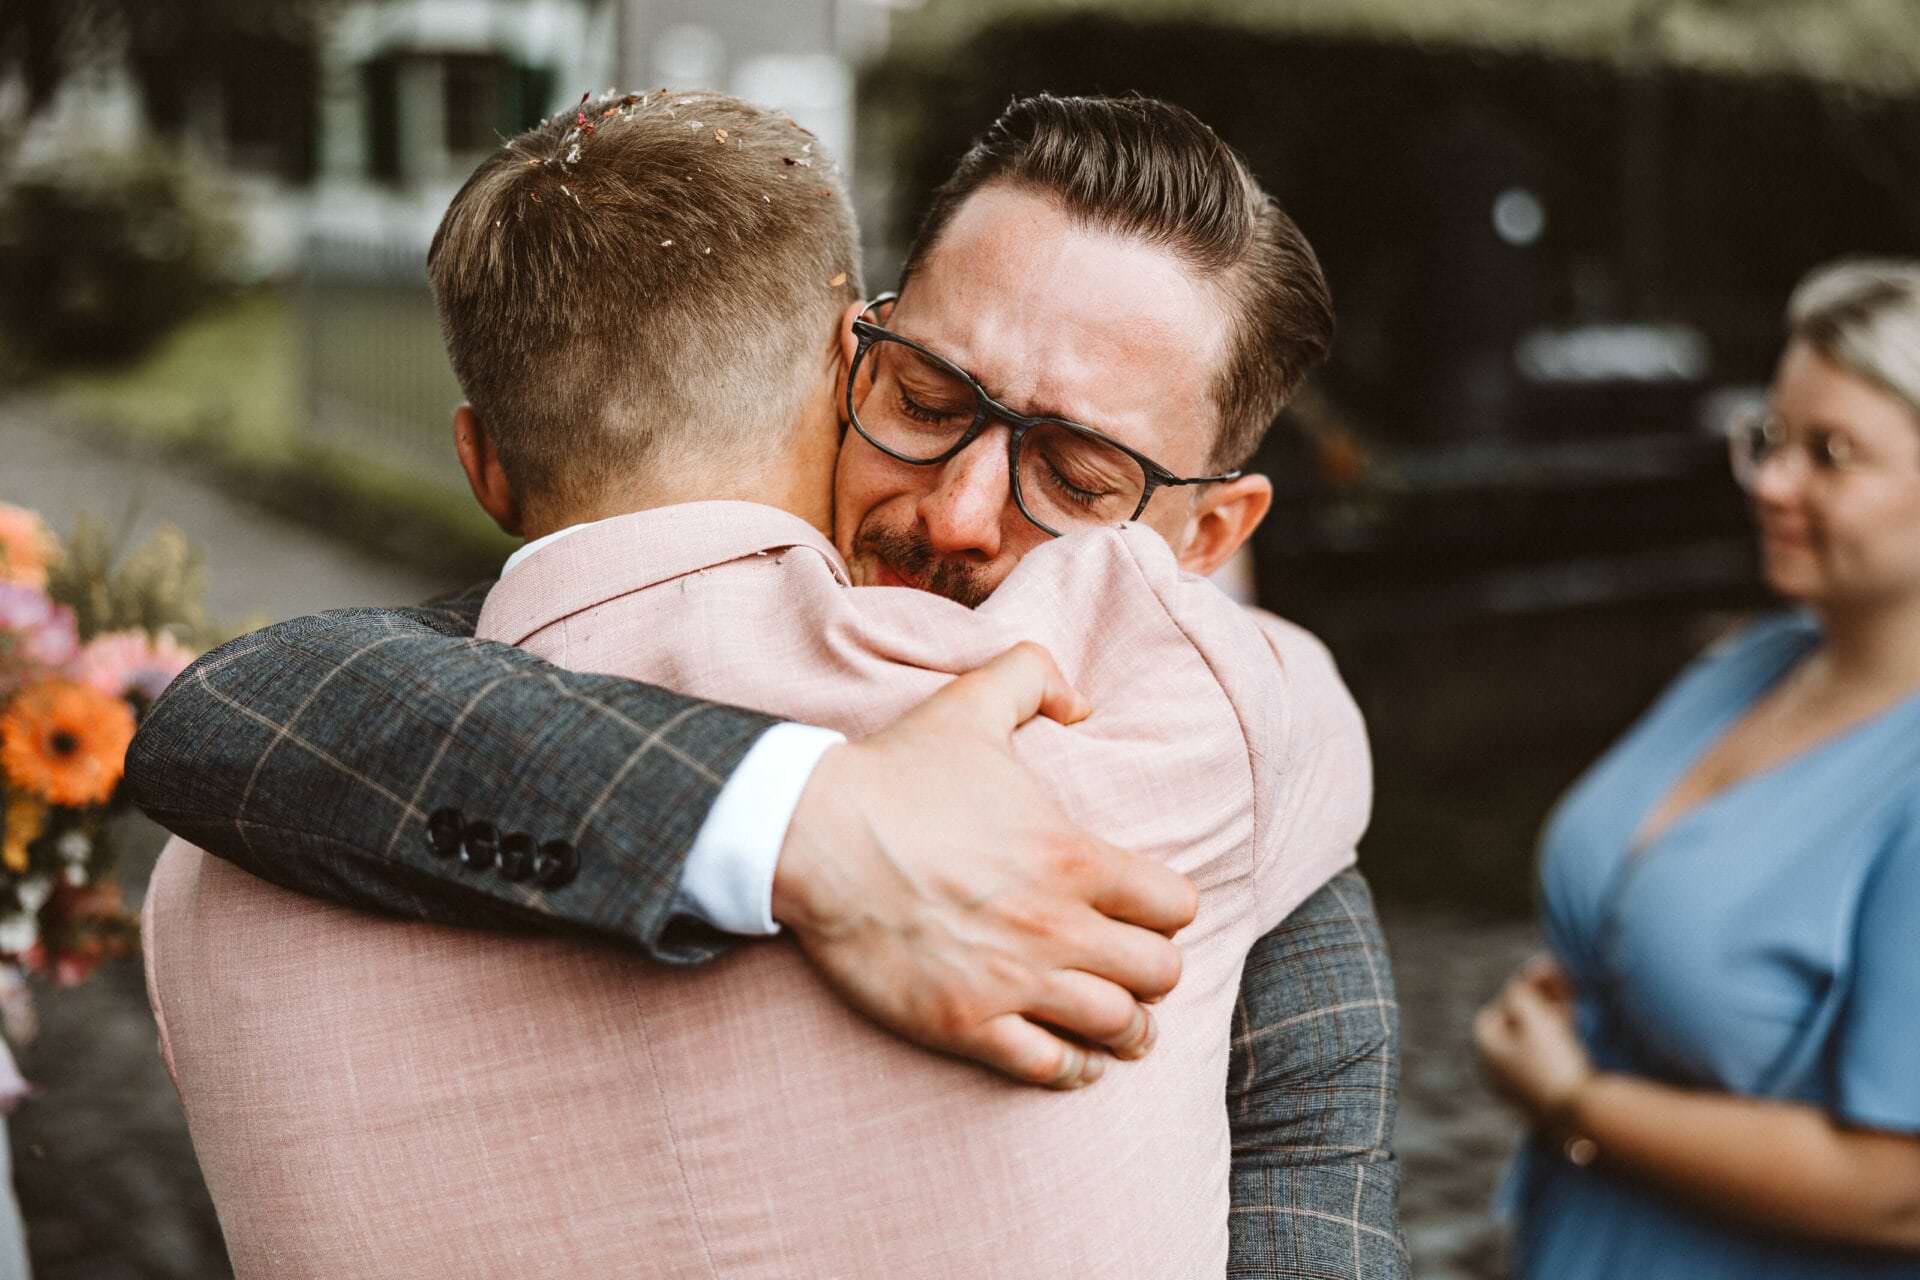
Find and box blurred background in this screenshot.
[3,0,1918,1275]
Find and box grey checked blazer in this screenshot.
[126,588,1408,1277]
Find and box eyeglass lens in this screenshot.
[854,335,1149,530]
[1730,413,1857,488]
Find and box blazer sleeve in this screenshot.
[1226,868,1410,1278]
[124,586,780,964]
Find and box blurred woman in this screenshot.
[1475,259,1920,1278]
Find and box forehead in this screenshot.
[895,185,1230,468]
[1775,340,1920,450]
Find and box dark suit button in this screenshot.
[459,820,498,870]
[496,832,535,882]
[427,808,464,859]
[532,840,578,889]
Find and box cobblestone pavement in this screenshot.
[1386,912,1539,1279]
[2,405,1540,1277]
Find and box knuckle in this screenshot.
[1041,1044,1083,1089]
[923,986,982,1042]
[1115,1008,1153,1057]
[1005,1040,1064,1087]
[1082,1000,1136,1043]
[1007,640,1048,665]
[1044,838,1093,882]
[1146,939,1183,993]
[1004,898,1065,941]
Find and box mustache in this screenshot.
[855,524,993,609]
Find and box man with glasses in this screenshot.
[135,91,1404,1275]
[847,292,1246,532]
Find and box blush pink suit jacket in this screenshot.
[144,501,1371,1279]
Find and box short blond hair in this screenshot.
[428,90,862,506]
[1787,259,1920,420]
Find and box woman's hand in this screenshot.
[1473,954,1594,1127]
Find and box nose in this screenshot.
[918,427,1013,560]
[1748,446,1806,507]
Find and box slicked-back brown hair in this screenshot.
[901,94,1331,470]
[428,90,861,507]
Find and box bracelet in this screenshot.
[1549,1070,1601,1166]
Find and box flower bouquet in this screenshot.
[0,502,204,1108]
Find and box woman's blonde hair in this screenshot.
[1786,259,1920,420]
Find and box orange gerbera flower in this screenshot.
[0,680,136,808]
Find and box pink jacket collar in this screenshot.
[477,501,848,646]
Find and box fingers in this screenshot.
[1083,842,1199,936]
[1071,915,1184,1002]
[1503,981,1551,1024]
[1471,1004,1504,1055]
[965,1013,1107,1090]
[930,643,1091,739]
[1025,970,1158,1061]
[1519,952,1558,982]
[1523,954,1576,1005]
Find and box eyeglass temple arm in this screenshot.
[1159,469,1245,487]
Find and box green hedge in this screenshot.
[0,147,238,366]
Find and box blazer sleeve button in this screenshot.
[459,820,499,870]
[426,808,464,859]
[496,832,535,882]
[532,840,579,889]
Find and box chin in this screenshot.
[1761,561,1826,607]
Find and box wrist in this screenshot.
[1541,1068,1604,1138]
[770,742,851,933]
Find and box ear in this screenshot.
[452,405,522,536]
[830,298,867,434]
[1174,474,1272,578]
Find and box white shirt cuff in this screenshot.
[673,722,845,936]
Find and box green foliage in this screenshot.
[0,147,239,366]
[45,520,212,647]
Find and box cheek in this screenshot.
[834,446,924,549]
[1827,486,1920,582]
[1878,493,1920,579]
[1134,488,1195,551]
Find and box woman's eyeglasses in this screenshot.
[1728,409,1863,491]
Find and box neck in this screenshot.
[1807,591,1920,692]
[519,449,834,547]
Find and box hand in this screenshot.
[1473,953,1594,1126]
[773,642,1199,1090]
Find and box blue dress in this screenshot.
[1513,612,1920,1279]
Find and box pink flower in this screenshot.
[0,584,79,695]
[0,505,55,591]
[68,629,195,702]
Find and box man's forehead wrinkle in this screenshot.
[897,299,1146,436]
[903,218,1209,435]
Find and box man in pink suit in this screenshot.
[144,90,1372,1277]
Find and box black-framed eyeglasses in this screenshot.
[845,294,1241,537]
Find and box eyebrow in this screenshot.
[892,325,1107,430]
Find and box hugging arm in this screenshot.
[127,584,775,962]
[1227,869,1410,1278]
[126,591,1195,1085]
